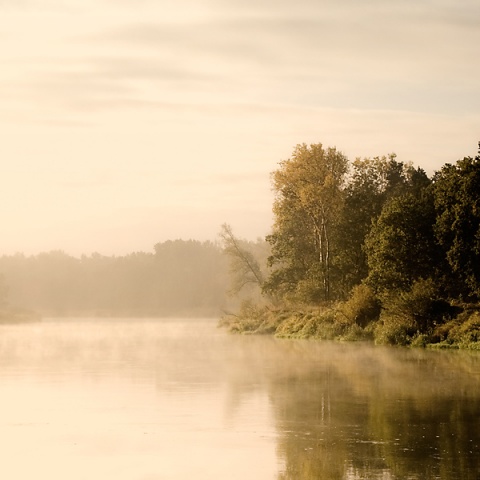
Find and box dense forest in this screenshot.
[221,142,480,349]
[0,240,233,318]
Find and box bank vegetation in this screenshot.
[220,142,480,349]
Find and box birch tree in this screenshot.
[264,143,348,303]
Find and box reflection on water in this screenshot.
[0,318,479,479]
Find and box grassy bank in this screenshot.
[219,286,480,350]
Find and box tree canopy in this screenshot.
[264,143,348,303]
[222,141,480,348]
[433,150,480,298]
[252,141,479,309]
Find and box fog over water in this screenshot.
[1,1,480,474]
[1,318,479,479]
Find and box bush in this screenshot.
[338,284,381,327]
[410,333,429,348]
[445,311,480,349]
[374,313,413,346]
[341,323,373,341]
[380,278,452,334]
[219,301,281,334]
[274,307,345,340]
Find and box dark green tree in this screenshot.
[364,189,440,294]
[335,155,431,296]
[433,146,480,299]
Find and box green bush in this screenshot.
[338,284,381,327]
[274,307,345,340]
[380,278,452,335]
[445,311,480,348]
[274,312,307,337]
[410,333,429,348]
[341,323,373,341]
[374,313,414,346]
[219,301,281,334]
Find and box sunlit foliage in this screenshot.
[225,141,480,348]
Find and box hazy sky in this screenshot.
[1,0,479,256]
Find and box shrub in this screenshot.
[445,311,480,348]
[274,307,344,340]
[381,278,452,334]
[410,333,429,348]
[341,323,373,341]
[219,300,279,334]
[374,313,413,346]
[338,284,381,327]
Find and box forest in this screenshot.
[220,142,480,349]
[0,240,233,319]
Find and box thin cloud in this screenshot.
[4,0,478,119]
[0,0,479,258]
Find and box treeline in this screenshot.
[0,240,234,317]
[221,142,480,349]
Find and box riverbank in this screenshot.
[219,300,480,350]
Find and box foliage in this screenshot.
[374,314,413,346]
[219,223,267,298]
[264,143,349,302]
[337,284,381,327]
[221,141,480,349]
[364,191,440,293]
[219,302,289,335]
[335,156,430,295]
[221,303,373,341]
[0,241,230,317]
[374,279,454,345]
[433,149,480,299]
[271,307,352,340]
[430,310,480,350]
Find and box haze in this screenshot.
[1,0,479,256]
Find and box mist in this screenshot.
[1,0,480,478]
[0,240,236,318]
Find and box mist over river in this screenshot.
[0,318,479,479]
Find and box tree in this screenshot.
[219,223,265,296]
[264,143,349,303]
[364,190,441,294]
[433,146,480,298]
[335,155,431,295]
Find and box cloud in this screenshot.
[90,7,479,90]
[4,0,479,119]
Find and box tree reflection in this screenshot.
[267,344,480,479]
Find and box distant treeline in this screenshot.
[0,240,236,317]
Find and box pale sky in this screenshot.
[1,0,479,256]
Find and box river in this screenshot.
[0,318,479,479]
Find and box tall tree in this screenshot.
[364,189,440,294]
[336,156,431,295]
[264,143,348,303]
[433,146,480,298]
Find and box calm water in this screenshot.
[0,318,479,479]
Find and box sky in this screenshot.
[1,0,479,256]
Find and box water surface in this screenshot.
[0,318,479,479]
